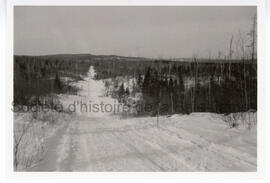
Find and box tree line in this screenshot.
[113,60,256,115]
[14,56,91,105]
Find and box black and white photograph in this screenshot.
[12,5,258,172]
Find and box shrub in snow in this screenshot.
[223,112,257,129]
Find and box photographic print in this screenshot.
[13,6,257,172]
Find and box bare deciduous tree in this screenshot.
[248,14,257,62]
[14,122,31,169]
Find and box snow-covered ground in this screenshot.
[58,66,121,117]
[13,111,71,170]
[15,66,257,172]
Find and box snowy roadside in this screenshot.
[13,111,73,171]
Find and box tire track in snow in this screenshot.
[159,125,256,171]
[114,129,193,171]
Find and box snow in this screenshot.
[42,113,255,172]
[58,66,120,118]
[16,66,257,172]
[13,111,70,170]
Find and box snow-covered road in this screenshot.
[48,114,255,171]
[28,66,257,172]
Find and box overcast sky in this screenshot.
[14,6,256,58]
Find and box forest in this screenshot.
[14,54,257,115]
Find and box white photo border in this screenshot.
[5,0,266,181]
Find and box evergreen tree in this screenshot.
[137,74,143,89]
[54,72,62,91]
[125,87,130,96]
[118,83,125,102]
[142,67,151,95]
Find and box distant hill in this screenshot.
[14,53,255,63]
[15,53,152,62]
